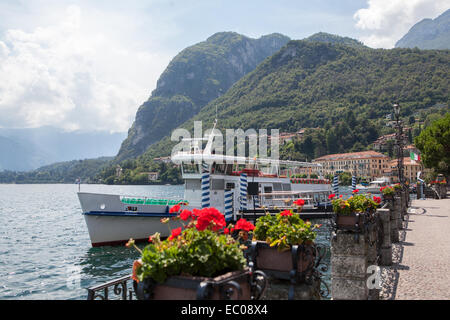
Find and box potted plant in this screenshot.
[234,199,322,283]
[393,183,402,195]
[126,207,267,300]
[331,194,379,230]
[380,186,395,201]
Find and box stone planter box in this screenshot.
[134,267,267,300]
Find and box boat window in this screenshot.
[212,163,226,174]
[273,183,282,191]
[186,179,201,190]
[182,163,200,174]
[264,186,273,200]
[211,179,225,190]
[225,164,233,175]
[226,182,235,189]
[282,183,291,191]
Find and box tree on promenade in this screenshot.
[414,112,450,178]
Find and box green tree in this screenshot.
[414,113,450,177]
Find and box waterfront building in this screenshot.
[313,151,390,180]
[389,157,424,183]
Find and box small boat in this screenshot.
[366,177,391,194]
[355,184,368,191]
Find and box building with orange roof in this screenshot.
[389,157,424,183]
[313,150,390,179]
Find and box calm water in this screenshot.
[0,184,337,300]
[0,184,184,300]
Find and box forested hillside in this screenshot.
[0,157,112,184]
[95,40,449,184]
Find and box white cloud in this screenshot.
[0,5,170,132]
[354,0,449,48]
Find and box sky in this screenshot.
[0,0,448,133]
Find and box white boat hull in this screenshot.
[83,214,182,247]
[78,192,186,246]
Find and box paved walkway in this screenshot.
[394,196,450,299]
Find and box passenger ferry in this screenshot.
[78,124,332,247]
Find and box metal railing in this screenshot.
[87,275,135,300]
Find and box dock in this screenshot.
[381,192,450,300]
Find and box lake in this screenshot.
[0,183,337,300]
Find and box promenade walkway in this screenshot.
[389,195,450,300]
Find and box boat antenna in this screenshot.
[215,105,218,124]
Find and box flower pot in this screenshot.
[335,212,365,230]
[382,194,394,201]
[134,268,266,300]
[248,241,316,281]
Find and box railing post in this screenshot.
[388,198,400,243]
[377,208,392,266]
[367,213,380,300]
[400,190,407,224]
[331,230,369,300]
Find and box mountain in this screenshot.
[0,127,126,171]
[395,9,450,49]
[304,32,367,48]
[135,41,449,162]
[0,135,38,171]
[115,31,290,161]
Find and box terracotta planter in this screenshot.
[134,268,266,300]
[335,212,365,230]
[248,241,316,281]
[382,194,394,201]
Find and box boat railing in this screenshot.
[256,190,331,209]
[119,196,189,206]
[87,275,135,300]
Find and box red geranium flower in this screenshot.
[328,194,336,199]
[234,218,255,232]
[339,195,343,198]
[224,228,230,234]
[168,227,182,240]
[280,209,293,216]
[180,209,192,221]
[195,207,226,231]
[352,189,359,194]
[169,204,181,214]
[293,199,305,206]
[191,208,201,219]
[373,196,382,204]
[132,259,142,283]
